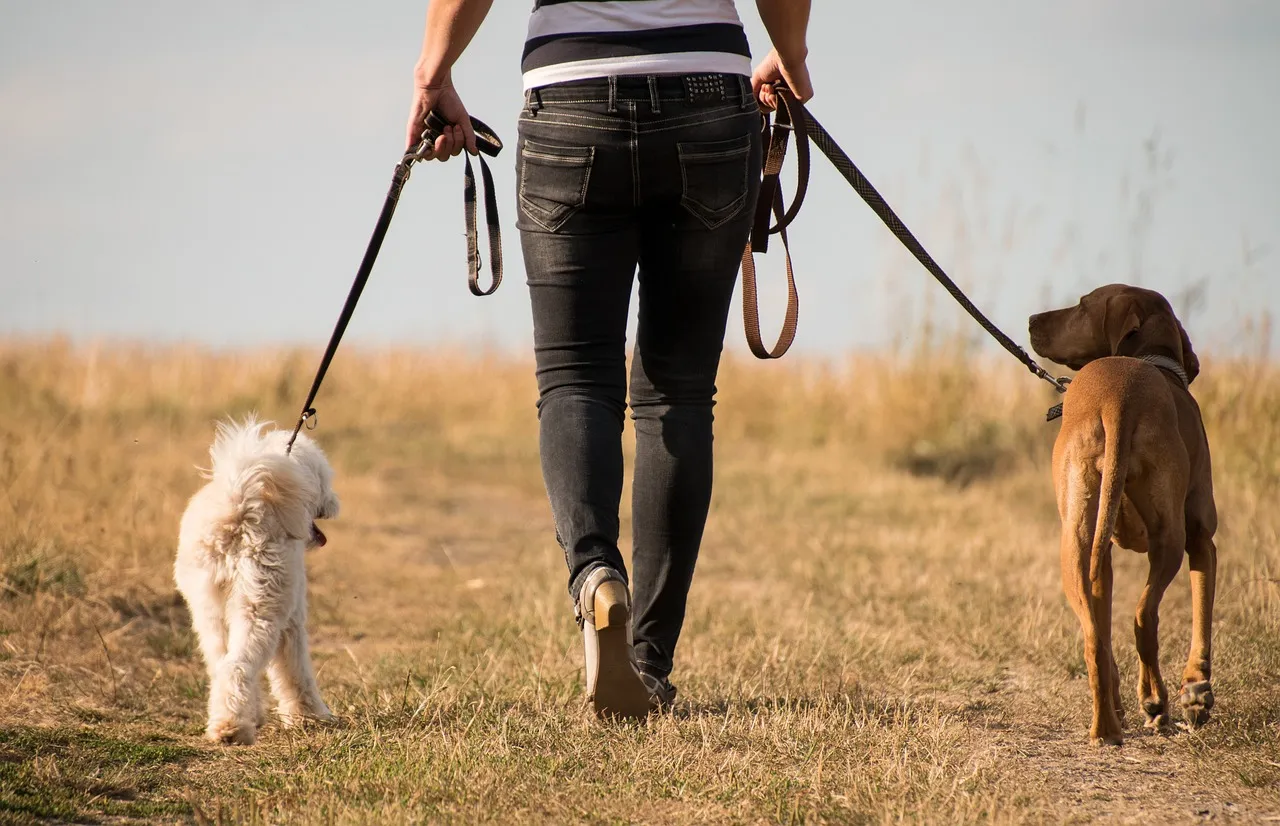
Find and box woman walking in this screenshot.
[407,0,813,719]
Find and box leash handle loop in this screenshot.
[741,88,808,359]
[410,111,504,297]
[742,185,800,359]
[464,153,503,296]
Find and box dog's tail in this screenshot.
[207,417,316,543]
[1089,414,1131,585]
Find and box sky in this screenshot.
[2,1,1278,358]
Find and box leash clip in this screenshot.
[1045,377,1071,422]
[285,407,317,455]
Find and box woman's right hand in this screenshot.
[751,48,813,110]
[405,71,477,159]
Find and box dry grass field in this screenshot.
[1,339,1278,824]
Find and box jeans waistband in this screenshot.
[525,73,753,109]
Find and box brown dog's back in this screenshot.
[1056,358,1189,576]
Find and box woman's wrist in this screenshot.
[775,42,808,65]
[413,58,452,88]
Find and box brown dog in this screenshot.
[1028,284,1217,746]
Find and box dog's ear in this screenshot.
[1105,301,1142,357]
[1176,317,1201,384]
[260,455,321,541]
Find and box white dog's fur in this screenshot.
[175,417,339,745]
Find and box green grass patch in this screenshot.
[0,727,200,824]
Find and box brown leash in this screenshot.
[741,91,807,359]
[741,89,1071,411]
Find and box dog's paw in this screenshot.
[207,718,257,746]
[1179,681,1214,729]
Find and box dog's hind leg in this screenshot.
[207,571,287,745]
[1088,550,1122,746]
[1076,416,1129,746]
[268,617,333,727]
[1134,523,1184,730]
[267,553,332,726]
[175,569,227,677]
[1059,490,1124,746]
[1180,523,1217,728]
[175,565,236,732]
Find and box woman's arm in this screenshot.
[752,0,814,108]
[405,0,495,157]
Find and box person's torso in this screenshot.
[523,0,751,90]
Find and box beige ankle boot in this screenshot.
[577,567,654,720]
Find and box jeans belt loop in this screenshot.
[647,76,661,114]
[607,75,619,114]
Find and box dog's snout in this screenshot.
[1028,313,1050,348]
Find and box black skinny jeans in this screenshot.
[516,74,762,680]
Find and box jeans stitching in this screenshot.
[519,103,747,127]
[629,103,639,207]
[518,143,595,233]
[519,113,629,132]
[523,95,744,105]
[682,192,748,231]
[676,135,752,230]
[643,107,745,128]
[518,108,752,135]
[641,110,758,135]
[635,658,669,676]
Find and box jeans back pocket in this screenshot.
[677,134,751,230]
[518,140,595,233]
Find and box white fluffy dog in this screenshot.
[175,417,339,745]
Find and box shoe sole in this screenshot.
[591,580,654,721]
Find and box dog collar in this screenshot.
[1138,354,1190,388]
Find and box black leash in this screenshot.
[285,111,504,454]
[744,89,1071,417]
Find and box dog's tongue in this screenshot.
[311,523,327,547]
